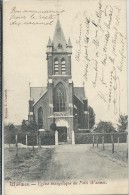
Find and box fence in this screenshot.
[75,132,127,144]
[4,130,128,148]
[4,130,128,161]
[4,131,55,146]
[75,132,128,155]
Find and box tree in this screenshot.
[95,121,116,133]
[4,123,16,147]
[28,119,38,153]
[8,123,15,131]
[89,106,95,129]
[21,119,28,131]
[28,119,38,132]
[117,114,128,132]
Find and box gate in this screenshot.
[57,126,67,142]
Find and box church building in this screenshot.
[28,17,89,144]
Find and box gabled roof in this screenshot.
[33,90,47,106]
[53,17,67,52]
[30,86,86,105]
[30,87,46,103]
[74,87,85,102]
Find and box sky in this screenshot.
[3,0,127,126]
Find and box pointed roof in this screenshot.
[67,38,72,47]
[47,37,52,47]
[30,87,46,103]
[53,16,67,51]
[74,87,87,102]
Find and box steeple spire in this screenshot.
[47,37,52,47]
[83,81,87,100]
[68,37,72,47]
[52,16,66,51]
[57,13,59,20]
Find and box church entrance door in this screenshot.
[57,126,67,143]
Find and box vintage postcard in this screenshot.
[3,0,128,194]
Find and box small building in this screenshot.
[28,17,89,144]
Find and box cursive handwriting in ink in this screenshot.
[97,91,107,103]
[75,23,82,62]
[9,6,64,26]
[92,60,98,88]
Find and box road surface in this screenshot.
[5,144,128,181]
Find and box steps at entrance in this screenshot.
[59,141,71,145]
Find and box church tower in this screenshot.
[28,16,89,144]
[46,16,74,143]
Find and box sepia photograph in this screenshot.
[3,0,128,194]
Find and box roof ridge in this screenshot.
[33,90,47,106]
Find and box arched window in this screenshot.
[38,107,43,128]
[53,83,66,112]
[61,58,66,75]
[54,58,59,75]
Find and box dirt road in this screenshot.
[46,144,127,181]
[5,144,128,181]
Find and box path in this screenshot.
[45,144,127,181]
[5,144,128,181]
